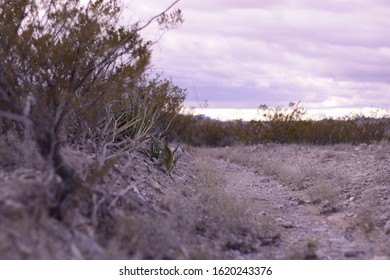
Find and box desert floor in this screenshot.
[1,140,389,259]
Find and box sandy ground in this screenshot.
[203,143,390,259]
[1,139,389,259]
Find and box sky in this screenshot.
[127,0,390,120]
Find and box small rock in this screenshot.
[380,214,388,220]
[259,178,271,183]
[275,217,294,228]
[113,164,123,174]
[132,185,140,195]
[258,211,267,217]
[384,220,390,234]
[349,196,355,202]
[344,228,354,241]
[345,251,363,258]
[71,244,85,259]
[151,180,163,193]
[313,225,328,233]
[359,143,368,150]
[320,200,337,215]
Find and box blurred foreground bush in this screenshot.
[0,0,185,217]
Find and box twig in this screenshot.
[109,183,134,209]
[134,0,181,32]
[0,110,32,125]
[90,0,181,74]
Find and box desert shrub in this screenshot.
[133,74,187,137]
[170,115,248,147]
[257,102,306,143]
[171,102,390,146]
[294,116,389,145]
[0,0,184,216]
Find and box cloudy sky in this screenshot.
[129,0,390,119]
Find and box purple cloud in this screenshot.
[131,0,390,114]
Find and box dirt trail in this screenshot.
[211,156,383,259]
[1,139,389,259]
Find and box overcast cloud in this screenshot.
[130,0,390,112]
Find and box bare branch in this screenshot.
[91,0,181,74]
[0,110,32,125]
[134,0,181,32]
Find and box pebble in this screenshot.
[359,144,368,150]
[259,178,271,183]
[344,228,354,241]
[320,200,333,214]
[258,211,267,217]
[328,238,345,245]
[380,214,388,220]
[275,218,294,228]
[384,220,390,235]
[151,180,164,193]
[313,225,328,233]
[345,251,363,258]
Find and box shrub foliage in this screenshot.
[170,102,390,147]
[0,0,185,216]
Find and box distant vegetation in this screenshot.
[169,102,390,146]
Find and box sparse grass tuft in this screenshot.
[288,238,319,260]
[306,180,340,213]
[192,154,280,251]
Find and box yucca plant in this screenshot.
[114,94,161,144]
[147,136,181,174]
[89,93,164,167]
[148,135,163,160]
[159,141,181,174]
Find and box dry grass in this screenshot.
[2,136,389,259]
[354,186,388,234]
[287,237,320,260]
[97,147,281,259]
[203,143,390,258]
[109,151,280,259]
[2,134,280,259]
[183,152,280,255]
[0,133,44,171]
[306,181,335,203]
[204,144,352,215]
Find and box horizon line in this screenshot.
[181,107,390,121]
